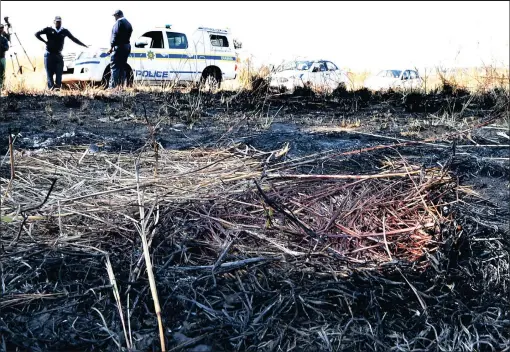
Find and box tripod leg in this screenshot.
[14,32,36,72]
[14,54,23,75]
[10,55,16,76]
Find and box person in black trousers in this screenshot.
[108,10,133,89]
[0,23,11,92]
[35,16,88,90]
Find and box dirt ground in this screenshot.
[0,86,509,351]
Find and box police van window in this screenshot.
[167,32,188,49]
[141,31,164,49]
[210,35,229,48]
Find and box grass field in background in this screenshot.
[3,55,509,94]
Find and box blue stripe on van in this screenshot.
[154,53,235,61]
[168,71,202,74]
[75,61,101,65]
[128,53,235,61]
[90,52,236,61]
[97,51,235,61]
[134,70,205,77]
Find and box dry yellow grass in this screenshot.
[3,55,46,92]
[234,59,509,94]
[2,54,508,94]
[431,66,510,92]
[342,67,509,93]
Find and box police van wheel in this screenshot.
[203,76,220,91]
[126,67,134,88]
[100,68,111,89]
[99,67,133,89]
[201,68,222,92]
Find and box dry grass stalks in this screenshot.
[1,141,507,351]
[1,144,459,269]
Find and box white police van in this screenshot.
[62,24,239,88]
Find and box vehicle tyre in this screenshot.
[336,82,347,93]
[100,67,111,90]
[333,82,348,97]
[125,66,134,88]
[201,67,222,92]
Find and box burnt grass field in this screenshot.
[0,85,509,352]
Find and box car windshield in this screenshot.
[377,70,402,78]
[282,61,314,71]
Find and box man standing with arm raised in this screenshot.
[35,16,88,91]
[107,10,133,89]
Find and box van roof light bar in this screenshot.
[198,27,229,34]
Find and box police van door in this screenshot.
[208,31,233,78]
[188,30,209,83]
[164,31,193,83]
[132,31,167,84]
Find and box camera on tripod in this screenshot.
[1,16,36,74]
[2,17,12,34]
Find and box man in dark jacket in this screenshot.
[35,16,88,90]
[108,10,133,89]
[0,23,11,91]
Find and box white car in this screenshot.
[268,60,350,93]
[62,24,239,88]
[364,69,423,91]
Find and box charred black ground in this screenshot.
[0,87,509,352]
